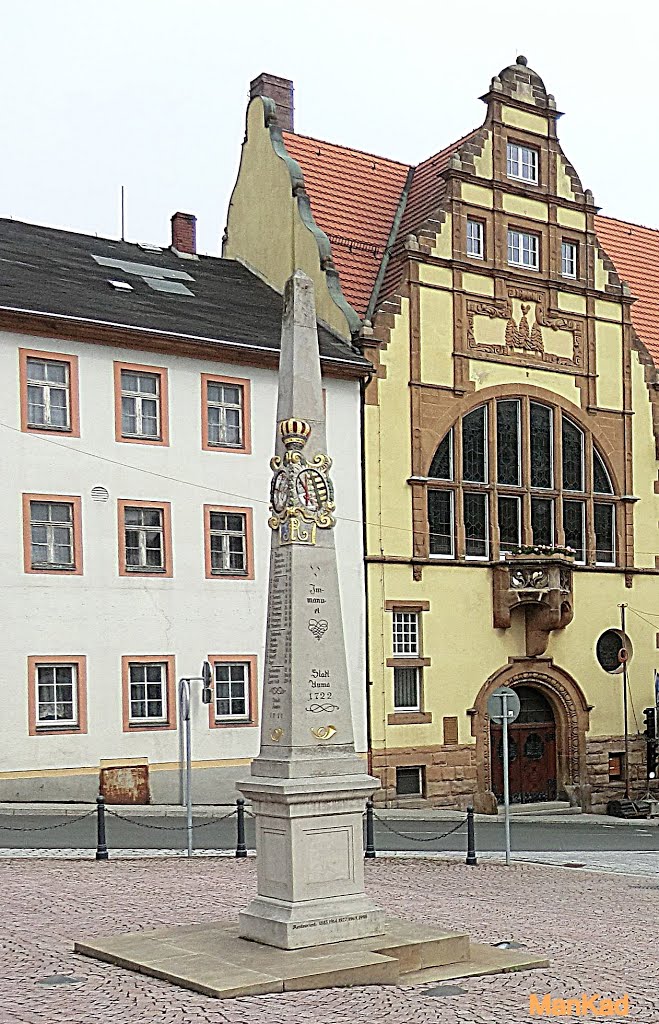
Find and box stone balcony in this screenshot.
[492,550,574,657]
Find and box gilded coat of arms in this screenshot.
[268,418,336,545]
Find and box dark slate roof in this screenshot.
[0,218,368,369]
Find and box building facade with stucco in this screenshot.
[224,60,659,812]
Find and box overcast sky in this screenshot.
[1,1,655,256]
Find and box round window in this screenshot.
[596,629,632,674]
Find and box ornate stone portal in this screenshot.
[237,270,384,949]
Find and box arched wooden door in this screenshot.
[491,685,557,803]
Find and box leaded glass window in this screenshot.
[498,495,520,552]
[531,497,554,546]
[426,400,617,564]
[462,406,487,483]
[593,450,613,494]
[464,492,488,558]
[594,503,615,564]
[429,429,452,480]
[497,400,520,486]
[428,490,453,556]
[562,419,584,491]
[530,403,552,488]
[563,499,585,561]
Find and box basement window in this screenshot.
[396,766,424,796]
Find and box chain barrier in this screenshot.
[372,812,467,843]
[0,809,97,833]
[103,807,237,831]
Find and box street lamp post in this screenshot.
[179,661,213,858]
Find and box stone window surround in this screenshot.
[22,492,84,576]
[27,654,88,737]
[117,499,173,578]
[420,393,622,567]
[385,601,432,725]
[201,373,252,454]
[113,360,170,447]
[207,653,259,730]
[19,347,81,438]
[121,654,176,732]
[203,504,255,580]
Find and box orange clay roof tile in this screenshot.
[594,214,659,364]
[282,132,410,316]
[281,132,659,367]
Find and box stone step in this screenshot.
[402,940,550,985]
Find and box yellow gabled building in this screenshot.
[224,61,659,812]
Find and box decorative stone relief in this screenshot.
[493,554,574,657]
[466,288,583,369]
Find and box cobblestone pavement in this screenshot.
[2,857,657,1023]
[3,847,659,877]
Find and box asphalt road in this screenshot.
[1,812,658,853]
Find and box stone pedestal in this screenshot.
[238,775,384,949]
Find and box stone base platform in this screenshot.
[75,917,549,999]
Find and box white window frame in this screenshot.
[26,357,71,430]
[594,502,616,567]
[209,512,247,575]
[124,507,165,571]
[530,496,555,548]
[207,381,244,448]
[497,493,522,557]
[466,219,484,259]
[128,662,168,724]
[214,661,250,722]
[35,663,78,727]
[393,665,421,712]
[428,489,455,560]
[508,229,539,270]
[506,142,539,184]
[563,499,586,565]
[395,765,423,796]
[529,402,554,490]
[121,370,161,439]
[30,501,74,570]
[561,240,577,279]
[392,611,420,657]
[463,490,490,561]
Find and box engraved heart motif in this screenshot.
[270,728,284,742]
[308,618,328,641]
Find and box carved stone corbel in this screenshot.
[493,555,574,656]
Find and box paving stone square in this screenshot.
[1,856,657,1023]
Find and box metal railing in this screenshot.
[0,798,479,865]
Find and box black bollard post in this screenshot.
[365,799,376,859]
[235,798,247,858]
[465,805,477,866]
[96,795,109,861]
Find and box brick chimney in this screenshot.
[249,73,294,131]
[171,212,197,255]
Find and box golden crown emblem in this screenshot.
[279,418,311,450]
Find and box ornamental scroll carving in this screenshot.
[493,556,574,657]
[466,288,583,369]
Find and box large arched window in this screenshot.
[426,398,617,565]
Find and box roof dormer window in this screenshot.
[506,142,539,184]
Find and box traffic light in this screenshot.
[643,707,657,780]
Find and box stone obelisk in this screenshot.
[238,270,383,950]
